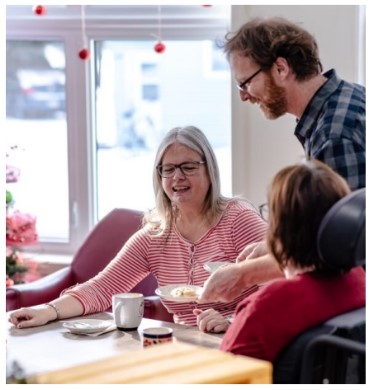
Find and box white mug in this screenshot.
[112,292,144,330]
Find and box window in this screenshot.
[94,40,231,218]
[6,40,69,244]
[6,5,232,254]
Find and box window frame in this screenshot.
[6,5,231,255]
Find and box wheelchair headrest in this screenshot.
[317,188,365,269]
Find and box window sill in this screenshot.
[23,252,72,278]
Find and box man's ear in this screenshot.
[273,57,290,80]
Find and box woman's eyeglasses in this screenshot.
[157,161,206,178]
[259,203,269,221]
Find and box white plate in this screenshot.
[155,284,203,302]
[62,319,113,335]
[203,261,231,273]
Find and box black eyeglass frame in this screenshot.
[259,203,269,221]
[236,68,263,92]
[156,161,206,178]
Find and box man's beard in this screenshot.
[251,73,288,119]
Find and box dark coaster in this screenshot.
[117,326,138,331]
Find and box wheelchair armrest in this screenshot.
[6,267,74,311]
[301,334,366,384]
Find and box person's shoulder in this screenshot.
[221,199,262,227]
[328,69,365,96]
[238,278,292,312]
[226,197,256,213]
[259,276,309,300]
[129,223,161,242]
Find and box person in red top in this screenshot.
[220,159,365,362]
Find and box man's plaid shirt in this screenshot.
[295,69,365,190]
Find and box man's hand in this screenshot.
[198,263,245,303]
[236,241,268,262]
[198,255,284,304]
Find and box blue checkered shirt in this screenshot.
[295,69,365,190]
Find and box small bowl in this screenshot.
[203,261,231,274]
[142,327,174,348]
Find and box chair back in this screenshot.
[317,188,365,269]
[71,208,157,296]
[71,208,142,282]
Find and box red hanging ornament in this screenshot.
[78,48,90,60]
[78,6,90,61]
[33,5,47,16]
[152,5,166,54]
[154,42,166,54]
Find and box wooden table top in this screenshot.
[6,311,224,380]
[30,341,272,384]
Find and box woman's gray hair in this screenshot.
[144,126,229,233]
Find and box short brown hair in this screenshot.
[223,17,323,81]
[267,159,350,275]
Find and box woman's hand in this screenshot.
[236,241,268,262]
[193,308,230,333]
[8,305,56,329]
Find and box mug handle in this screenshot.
[114,302,123,320]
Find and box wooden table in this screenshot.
[6,312,222,378]
[31,341,272,384]
[6,312,272,384]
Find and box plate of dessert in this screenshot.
[155,284,203,302]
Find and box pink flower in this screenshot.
[6,275,14,287]
[6,211,38,246]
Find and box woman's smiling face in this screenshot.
[161,143,210,210]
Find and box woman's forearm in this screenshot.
[47,294,84,321]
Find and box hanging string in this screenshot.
[157,5,161,40]
[81,5,87,48]
[153,5,166,54]
[78,5,90,60]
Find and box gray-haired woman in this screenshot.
[9,126,267,333]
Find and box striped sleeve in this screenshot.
[62,228,153,314]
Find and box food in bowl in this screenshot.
[170,286,198,298]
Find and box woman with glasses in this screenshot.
[9,126,267,333]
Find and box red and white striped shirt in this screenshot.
[64,200,267,325]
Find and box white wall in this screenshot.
[231,5,363,208]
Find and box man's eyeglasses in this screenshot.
[157,161,206,178]
[236,68,263,93]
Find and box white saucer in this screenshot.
[62,319,112,334]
